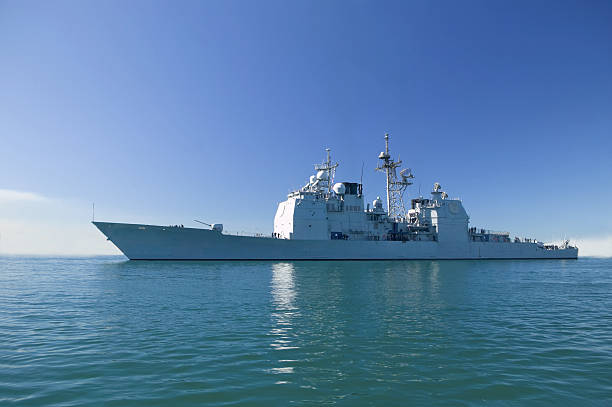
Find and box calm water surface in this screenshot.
[1,257,611,406]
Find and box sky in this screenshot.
[1,0,611,256]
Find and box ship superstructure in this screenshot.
[93,135,578,260]
[274,135,479,246]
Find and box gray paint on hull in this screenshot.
[93,222,579,260]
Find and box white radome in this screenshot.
[317,170,329,180]
[333,183,346,195]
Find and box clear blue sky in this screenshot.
[1,0,611,253]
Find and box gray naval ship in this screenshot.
[94,135,578,260]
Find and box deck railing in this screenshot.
[469,228,510,236]
[223,230,272,238]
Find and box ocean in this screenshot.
[1,256,611,406]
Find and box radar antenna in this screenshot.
[375,134,414,219]
[314,148,339,193]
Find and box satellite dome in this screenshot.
[316,170,329,180]
[373,197,383,209]
[332,183,346,195]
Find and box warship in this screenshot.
[94,135,578,260]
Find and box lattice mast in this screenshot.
[314,148,338,193]
[375,134,414,219]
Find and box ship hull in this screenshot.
[93,222,578,260]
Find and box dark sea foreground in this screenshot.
[0,257,611,406]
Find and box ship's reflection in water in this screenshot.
[269,263,299,379]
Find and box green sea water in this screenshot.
[1,257,611,406]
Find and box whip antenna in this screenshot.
[360,161,364,186]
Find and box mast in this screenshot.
[375,134,414,219]
[382,135,392,213]
[314,148,338,193]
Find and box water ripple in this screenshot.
[0,257,611,405]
